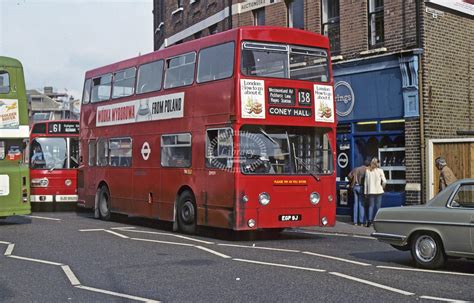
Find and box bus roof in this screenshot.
[84,26,330,79]
[0,56,24,69]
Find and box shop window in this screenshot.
[108,138,132,167]
[287,0,304,30]
[355,122,377,133]
[136,60,164,94]
[164,52,196,89]
[96,139,108,167]
[380,120,404,132]
[206,128,233,169]
[368,0,384,48]
[253,8,265,26]
[112,67,136,99]
[197,42,234,83]
[321,0,340,55]
[161,133,191,167]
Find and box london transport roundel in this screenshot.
[337,152,349,169]
[141,142,151,160]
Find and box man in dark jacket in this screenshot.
[348,159,370,225]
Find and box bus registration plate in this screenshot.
[279,214,301,221]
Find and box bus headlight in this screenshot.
[321,217,328,226]
[31,178,49,187]
[65,179,72,186]
[258,192,270,206]
[310,192,320,205]
[248,219,256,228]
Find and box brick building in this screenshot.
[153,0,473,213]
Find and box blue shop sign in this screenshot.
[334,56,404,121]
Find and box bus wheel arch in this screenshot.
[95,182,111,221]
[175,187,197,234]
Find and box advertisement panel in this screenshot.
[0,99,19,129]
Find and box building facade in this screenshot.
[153,0,474,213]
[28,87,80,125]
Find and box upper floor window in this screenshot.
[368,0,384,48]
[253,8,265,26]
[209,24,218,35]
[321,0,340,55]
[164,52,196,89]
[136,60,164,94]
[0,71,10,94]
[91,73,112,103]
[82,79,91,104]
[287,0,304,30]
[112,67,136,99]
[197,42,235,83]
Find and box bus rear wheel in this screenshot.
[177,191,196,234]
[98,186,111,221]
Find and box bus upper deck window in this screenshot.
[0,71,10,94]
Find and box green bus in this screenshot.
[0,56,30,218]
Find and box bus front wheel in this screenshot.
[177,191,196,234]
[98,186,111,221]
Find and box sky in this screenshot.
[0,0,153,100]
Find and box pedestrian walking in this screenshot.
[364,157,386,227]
[348,159,370,225]
[435,157,457,193]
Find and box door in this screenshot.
[432,141,474,195]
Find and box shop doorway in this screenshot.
[427,138,474,199]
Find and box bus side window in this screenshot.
[161,134,191,168]
[197,42,234,84]
[164,52,196,89]
[0,71,10,94]
[88,140,96,167]
[205,128,233,169]
[136,60,164,94]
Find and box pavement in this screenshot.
[301,216,375,237]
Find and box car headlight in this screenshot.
[31,178,49,187]
[258,192,270,206]
[310,192,320,205]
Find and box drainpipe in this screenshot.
[416,0,426,204]
[228,0,233,30]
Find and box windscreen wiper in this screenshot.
[292,143,320,182]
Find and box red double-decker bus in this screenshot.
[79,26,336,233]
[30,120,80,210]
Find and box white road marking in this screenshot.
[329,272,414,296]
[131,238,194,247]
[110,226,137,230]
[8,255,64,266]
[419,295,470,302]
[195,245,231,258]
[377,265,474,277]
[0,241,12,244]
[104,230,129,239]
[114,229,214,244]
[61,265,81,286]
[26,215,62,221]
[75,285,160,303]
[233,258,326,272]
[4,244,15,256]
[79,228,106,232]
[302,251,371,266]
[218,243,300,253]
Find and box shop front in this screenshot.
[334,54,419,217]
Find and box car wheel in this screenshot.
[98,186,111,221]
[177,191,196,234]
[410,232,446,269]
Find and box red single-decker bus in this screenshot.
[30,120,80,209]
[79,26,336,233]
